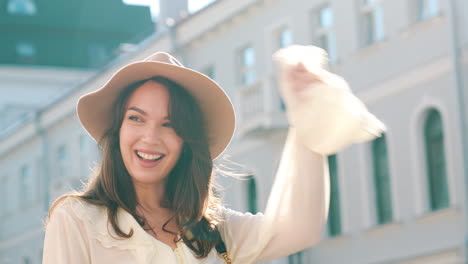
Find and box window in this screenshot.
[276,27,293,110]
[36,156,42,201]
[278,27,293,49]
[80,135,92,178]
[7,0,36,15]
[2,176,14,214]
[16,43,35,57]
[418,0,438,21]
[39,247,43,264]
[0,177,7,216]
[16,42,37,64]
[245,175,258,214]
[314,6,337,62]
[88,43,109,68]
[239,46,256,86]
[22,256,31,264]
[288,251,303,264]
[20,165,33,207]
[359,0,385,46]
[203,66,215,80]
[327,154,342,236]
[371,134,393,224]
[80,135,91,151]
[423,109,449,211]
[57,145,68,178]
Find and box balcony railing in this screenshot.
[234,74,288,136]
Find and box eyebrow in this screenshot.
[127,107,170,120]
[127,106,147,115]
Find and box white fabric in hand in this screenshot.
[273,45,386,155]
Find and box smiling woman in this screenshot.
[41,48,385,264]
[79,75,220,256]
[119,81,184,186]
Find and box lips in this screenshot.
[135,150,165,161]
[134,150,165,168]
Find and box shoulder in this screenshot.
[47,195,106,226]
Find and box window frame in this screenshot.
[20,164,33,208]
[314,5,337,63]
[358,0,385,46]
[0,176,8,216]
[245,174,258,214]
[7,0,37,15]
[57,144,69,178]
[417,0,439,21]
[327,154,342,237]
[423,109,450,211]
[371,134,394,225]
[238,45,257,86]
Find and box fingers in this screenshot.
[296,62,308,73]
[286,64,324,93]
[288,63,322,81]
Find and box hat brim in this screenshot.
[77,61,236,160]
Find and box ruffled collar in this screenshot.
[66,197,177,263]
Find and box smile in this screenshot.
[135,150,165,161]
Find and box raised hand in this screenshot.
[287,62,323,92]
[273,45,386,155]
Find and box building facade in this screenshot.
[0,0,154,68]
[1,0,467,263]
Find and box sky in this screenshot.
[122,0,217,18]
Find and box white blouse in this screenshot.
[42,130,326,264]
[42,45,385,264]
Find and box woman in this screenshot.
[42,48,384,263]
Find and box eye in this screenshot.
[162,121,173,128]
[129,116,142,122]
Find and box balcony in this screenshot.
[234,74,289,137]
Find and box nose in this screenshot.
[141,124,162,145]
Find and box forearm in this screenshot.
[258,127,330,260]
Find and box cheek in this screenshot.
[118,132,127,162]
[119,125,134,154]
[118,127,126,148]
[167,133,184,156]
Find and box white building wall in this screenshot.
[0,67,93,131]
[0,0,467,263]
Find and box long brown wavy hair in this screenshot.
[49,76,223,258]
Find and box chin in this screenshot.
[130,171,168,185]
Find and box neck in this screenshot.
[133,181,167,212]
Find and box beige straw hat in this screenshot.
[77,52,236,160]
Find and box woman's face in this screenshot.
[119,80,183,186]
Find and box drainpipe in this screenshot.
[34,111,50,213]
[448,0,468,262]
[168,22,179,54]
[167,21,187,65]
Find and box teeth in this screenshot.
[137,151,162,160]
